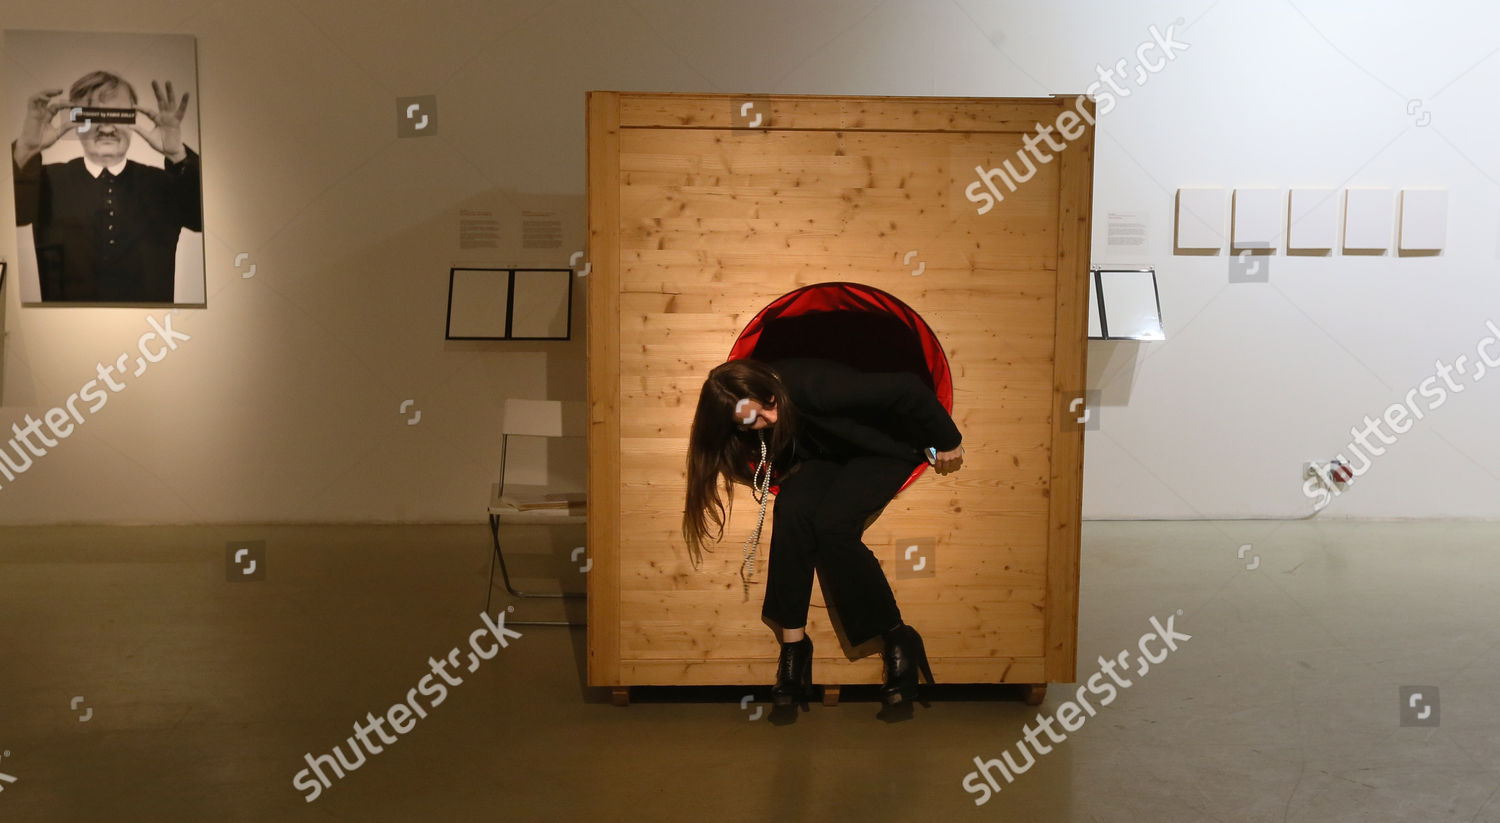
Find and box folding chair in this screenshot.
[486,399,588,627]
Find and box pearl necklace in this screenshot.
[740,430,772,599]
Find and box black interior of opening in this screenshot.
[749,310,936,391]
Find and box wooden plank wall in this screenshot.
[588,92,1092,687]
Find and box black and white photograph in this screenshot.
[5,29,202,306]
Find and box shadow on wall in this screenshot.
[1087,340,1145,408]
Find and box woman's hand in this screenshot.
[933,446,964,475]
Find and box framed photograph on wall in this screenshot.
[446,267,572,340]
[4,29,204,307]
[1090,266,1165,341]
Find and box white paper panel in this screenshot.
[510,270,571,338]
[1344,188,1393,251]
[1399,188,1447,251]
[1175,188,1225,251]
[448,268,510,338]
[1288,188,1339,250]
[1232,188,1282,250]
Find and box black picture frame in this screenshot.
[1089,266,1165,341]
[445,267,573,341]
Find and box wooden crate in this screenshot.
[586,91,1093,693]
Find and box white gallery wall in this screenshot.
[0,0,1496,524]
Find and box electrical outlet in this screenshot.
[1305,458,1352,487]
[1327,457,1353,486]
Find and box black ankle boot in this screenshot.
[880,624,935,706]
[772,637,814,706]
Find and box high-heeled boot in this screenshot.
[880,624,935,706]
[772,636,814,706]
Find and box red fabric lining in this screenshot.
[727,282,953,495]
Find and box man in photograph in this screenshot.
[11,71,201,303]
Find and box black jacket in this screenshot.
[770,357,961,465]
[13,143,202,303]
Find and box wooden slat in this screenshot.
[616,91,1074,134]
[1044,96,1094,683]
[617,281,1055,314]
[616,128,1057,272]
[609,507,1053,543]
[617,657,1048,686]
[622,313,1058,353]
[585,91,623,686]
[617,389,1058,426]
[620,592,1045,658]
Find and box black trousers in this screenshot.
[761,454,920,647]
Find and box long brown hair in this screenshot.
[681,358,798,568]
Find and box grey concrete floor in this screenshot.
[1,520,1497,822]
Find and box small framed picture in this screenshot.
[1090,266,1165,341]
[446,267,573,340]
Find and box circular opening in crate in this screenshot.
[728,281,953,494]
